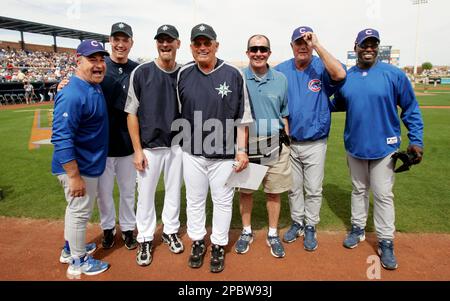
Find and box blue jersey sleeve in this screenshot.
[51,92,82,165]
[322,63,347,97]
[397,73,424,147]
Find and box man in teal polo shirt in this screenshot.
[235,34,292,258]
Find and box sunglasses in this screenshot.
[248,46,270,53]
[357,42,379,50]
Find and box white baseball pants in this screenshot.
[136,146,183,243]
[183,152,235,246]
[97,155,137,232]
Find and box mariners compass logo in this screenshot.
[215,82,232,98]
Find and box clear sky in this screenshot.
[1,0,448,66]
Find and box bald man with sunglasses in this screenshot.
[235,34,291,259]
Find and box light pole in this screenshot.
[412,0,429,77]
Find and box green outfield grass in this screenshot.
[0,99,449,233]
[415,92,450,107]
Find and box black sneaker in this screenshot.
[122,230,138,250]
[210,244,225,273]
[188,240,206,269]
[162,233,184,254]
[102,228,116,249]
[136,241,153,266]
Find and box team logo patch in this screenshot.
[308,79,322,92]
[215,82,232,98]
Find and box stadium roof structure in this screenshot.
[0,16,109,51]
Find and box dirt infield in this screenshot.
[0,217,449,281]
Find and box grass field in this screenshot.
[0,93,449,233]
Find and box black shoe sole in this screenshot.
[125,243,138,250]
[102,241,115,249]
[210,264,224,273]
[188,257,205,269]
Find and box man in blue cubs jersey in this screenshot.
[125,24,184,267]
[274,26,346,251]
[51,40,110,278]
[57,23,139,263]
[177,23,253,273]
[331,29,424,270]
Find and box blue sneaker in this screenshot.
[378,240,398,270]
[66,255,109,279]
[283,221,304,243]
[59,242,97,264]
[343,225,365,249]
[266,235,285,258]
[235,231,254,254]
[304,225,318,251]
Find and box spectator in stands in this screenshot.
[24,80,34,104]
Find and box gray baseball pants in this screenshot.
[288,138,327,227]
[58,174,98,259]
[347,153,396,240]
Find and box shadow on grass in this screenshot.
[323,184,375,232]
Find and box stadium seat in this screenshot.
[4,94,13,105]
[11,94,20,104]
[17,94,25,104]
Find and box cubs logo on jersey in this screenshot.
[308,79,322,92]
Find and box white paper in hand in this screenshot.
[225,163,269,190]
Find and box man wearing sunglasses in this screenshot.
[235,35,291,259]
[331,29,423,270]
[275,26,346,252]
[176,23,253,273]
[125,24,184,267]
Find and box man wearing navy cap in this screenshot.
[52,40,110,278]
[96,22,139,251]
[275,26,346,252]
[331,29,423,270]
[125,24,185,267]
[177,23,253,273]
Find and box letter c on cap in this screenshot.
[91,41,99,47]
[365,29,373,35]
[299,28,306,34]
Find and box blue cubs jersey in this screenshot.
[51,76,109,177]
[274,56,345,142]
[331,62,424,160]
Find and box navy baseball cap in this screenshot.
[111,22,133,38]
[76,40,109,57]
[191,23,217,41]
[291,26,314,42]
[154,24,179,40]
[355,28,380,46]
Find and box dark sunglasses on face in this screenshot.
[248,46,270,53]
[358,42,379,50]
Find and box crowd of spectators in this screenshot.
[0,47,76,83]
